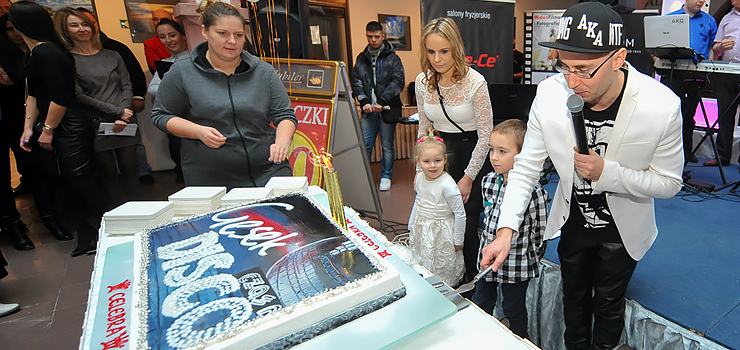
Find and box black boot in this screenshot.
[42,216,74,241]
[71,225,97,257]
[6,221,34,251]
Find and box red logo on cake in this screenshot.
[101,279,131,349]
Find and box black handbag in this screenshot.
[381,94,403,124]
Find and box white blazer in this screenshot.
[498,62,684,261]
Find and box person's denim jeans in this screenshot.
[361,112,395,179]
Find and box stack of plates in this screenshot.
[103,201,174,236]
[168,186,227,216]
[265,176,309,195]
[220,187,274,207]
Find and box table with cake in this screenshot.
[79,176,540,350]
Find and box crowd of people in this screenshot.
[0,0,711,349]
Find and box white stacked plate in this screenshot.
[220,187,274,207]
[168,186,227,216]
[103,201,174,236]
[264,176,309,195]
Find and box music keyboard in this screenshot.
[655,59,740,74]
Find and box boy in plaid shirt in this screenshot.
[472,119,549,339]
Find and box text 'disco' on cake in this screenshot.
[132,192,406,350]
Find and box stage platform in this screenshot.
[532,163,740,350]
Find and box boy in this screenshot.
[472,119,549,339]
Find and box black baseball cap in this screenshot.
[539,2,624,54]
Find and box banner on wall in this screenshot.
[524,9,655,84]
[420,0,515,84]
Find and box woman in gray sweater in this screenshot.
[151,0,297,189]
[54,7,139,208]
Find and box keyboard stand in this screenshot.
[689,81,738,191]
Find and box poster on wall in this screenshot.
[289,97,335,187]
[420,0,515,84]
[30,0,95,15]
[123,0,179,43]
[524,10,561,85]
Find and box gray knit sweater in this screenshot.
[151,42,297,188]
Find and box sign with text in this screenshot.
[289,97,335,186]
[91,241,135,350]
[421,0,515,84]
[264,58,339,97]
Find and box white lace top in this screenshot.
[415,68,494,180]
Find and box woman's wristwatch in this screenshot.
[43,123,54,131]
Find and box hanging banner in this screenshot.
[420,0,515,84]
[289,97,335,187]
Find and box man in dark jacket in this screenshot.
[351,21,405,191]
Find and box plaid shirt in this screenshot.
[477,172,549,283]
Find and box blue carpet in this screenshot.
[538,158,740,349]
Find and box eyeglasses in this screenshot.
[555,50,617,79]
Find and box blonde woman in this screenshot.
[415,17,494,284]
[54,7,140,210]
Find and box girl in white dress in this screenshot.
[408,128,466,286]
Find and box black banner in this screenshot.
[421,0,515,84]
[622,11,658,76]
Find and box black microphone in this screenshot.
[567,94,589,155]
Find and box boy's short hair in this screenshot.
[492,119,526,152]
[366,21,383,32]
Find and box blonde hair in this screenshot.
[53,7,101,51]
[197,0,244,30]
[419,18,469,93]
[414,127,448,171]
[492,119,527,152]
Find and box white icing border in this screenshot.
[132,191,402,350]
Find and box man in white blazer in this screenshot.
[481,2,684,350]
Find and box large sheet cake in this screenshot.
[132,193,405,349]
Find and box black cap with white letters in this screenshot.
[540,2,624,54]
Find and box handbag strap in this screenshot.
[436,82,465,133]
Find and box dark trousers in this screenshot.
[663,72,702,161]
[558,223,638,350]
[95,145,141,210]
[715,75,740,163]
[439,131,493,283]
[168,134,182,177]
[0,119,61,227]
[472,279,531,339]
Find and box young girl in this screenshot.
[408,128,466,286]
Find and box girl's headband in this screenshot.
[417,136,444,144]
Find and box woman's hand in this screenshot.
[38,128,54,152]
[121,108,133,122]
[457,174,473,203]
[19,129,34,152]
[454,244,463,252]
[269,142,291,164]
[197,126,226,149]
[113,119,127,133]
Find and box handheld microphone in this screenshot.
[566,94,589,155]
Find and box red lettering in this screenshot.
[486,56,498,67]
[101,330,129,349]
[107,317,126,327]
[478,54,488,66]
[377,250,392,258]
[106,280,131,293]
[107,308,125,320]
[108,297,125,310]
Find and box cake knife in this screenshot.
[448,264,494,296]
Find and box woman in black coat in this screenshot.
[0,13,73,251]
[10,1,105,257]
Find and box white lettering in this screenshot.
[577,14,588,30]
[593,30,603,47]
[166,298,253,348]
[610,23,624,46]
[557,16,573,40]
[586,21,598,39]
[161,274,241,318]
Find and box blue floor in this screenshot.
[540,158,740,349]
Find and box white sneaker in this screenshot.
[379,178,391,191]
[0,303,20,317]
